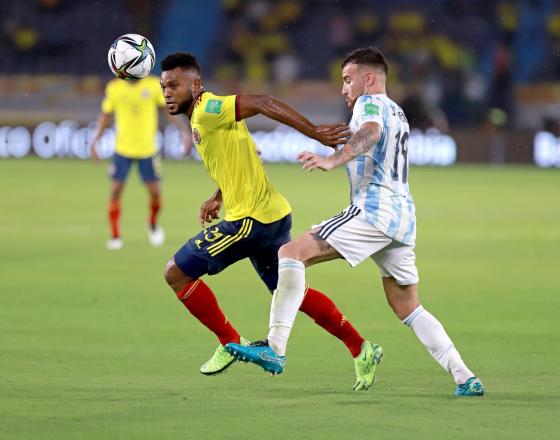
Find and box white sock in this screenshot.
[267,258,306,357]
[403,305,475,385]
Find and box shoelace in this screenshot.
[249,339,269,347]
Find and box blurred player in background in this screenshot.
[160,52,379,389]
[90,75,191,250]
[227,48,484,396]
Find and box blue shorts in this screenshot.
[174,214,292,291]
[110,153,161,182]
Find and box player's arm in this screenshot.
[298,121,381,171]
[236,94,350,147]
[90,112,112,162]
[164,112,193,157]
[199,188,223,227]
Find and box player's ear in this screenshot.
[192,77,203,94]
[365,71,376,87]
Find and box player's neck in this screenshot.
[186,89,205,119]
[364,86,386,96]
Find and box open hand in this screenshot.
[314,123,351,148]
[297,151,335,171]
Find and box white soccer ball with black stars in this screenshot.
[108,33,155,80]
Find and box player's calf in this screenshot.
[167,269,241,348]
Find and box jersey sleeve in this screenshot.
[152,77,165,107]
[101,82,115,113]
[198,94,237,129]
[352,95,384,133]
[156,88,165,107]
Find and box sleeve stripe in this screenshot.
[235,95,241,121]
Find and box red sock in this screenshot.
[176,279,240,346]
[108,200,120,239]
[299,287,365,358]
[149,197,161,229]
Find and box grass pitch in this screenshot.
[1,158,559,439]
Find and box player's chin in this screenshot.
[166,104,179,114]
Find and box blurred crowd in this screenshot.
[1,0,560,129]
[0,0,166,74]
[209,0,560,128]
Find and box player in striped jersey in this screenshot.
[160,52,378,385]
[227,48,484,396]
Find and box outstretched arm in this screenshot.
[298,121,381,171]
[236,94,350,147]
[164,112,193,157]
[90,112,112,162]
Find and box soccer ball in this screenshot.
[107,33,155,80]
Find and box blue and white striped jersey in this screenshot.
[346,94,416,245]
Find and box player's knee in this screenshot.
[164,258,194,293]
[278,241,301,260]
[163,259,181,287]
[110,187,123,200]
[146,184,160,199]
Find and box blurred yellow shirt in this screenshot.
[101,76,164,158]
[190,92,291,224]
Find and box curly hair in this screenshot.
[160,52,201,74]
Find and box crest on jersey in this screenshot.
[205,99,223,114]
[193,128,201,144]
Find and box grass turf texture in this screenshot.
[1,158,559,439]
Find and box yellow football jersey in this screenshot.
[101,76,164,158]
[190,92,291,224]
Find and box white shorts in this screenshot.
[313,207,419,286]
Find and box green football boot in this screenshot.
[200,336,250,376]
[353,341,383,391]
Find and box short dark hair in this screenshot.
[342,47,389,75]
[160,52,201,74]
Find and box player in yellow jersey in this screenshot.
[159,52,380,389]
[90,75,190,250]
